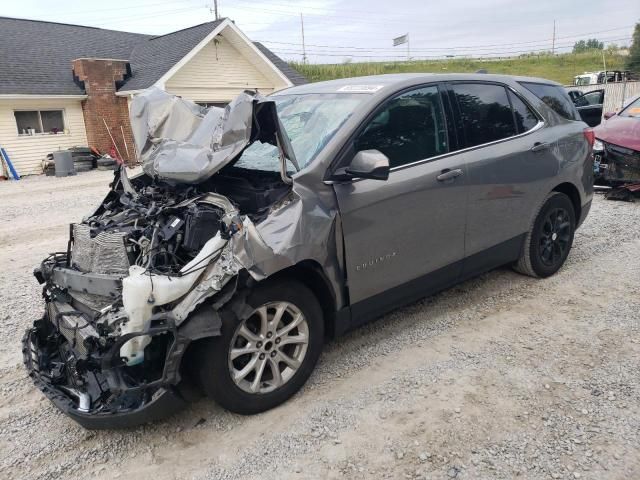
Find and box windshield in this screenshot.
[620,96,640,118]
[234,93,368,172]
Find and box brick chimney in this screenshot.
[72,58,135,163]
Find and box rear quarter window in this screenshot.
[519,82,581,121]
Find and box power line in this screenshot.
[47,0,197,17]
[269,36,632,59]
[226,0,637,31]
[254,25,635,52]
[93,5,204,27]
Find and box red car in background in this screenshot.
[593,94,640,185]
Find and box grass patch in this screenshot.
[290,51,627,85]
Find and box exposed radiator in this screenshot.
[48,301,99,357]
[71,224,130,275]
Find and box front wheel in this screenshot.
[197,280,324,414]
[514,192,576,278]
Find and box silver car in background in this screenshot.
[24,74,594,428]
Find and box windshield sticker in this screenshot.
[337,85,385,93]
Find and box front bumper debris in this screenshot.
[22,306,188,429]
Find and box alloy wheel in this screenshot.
[228,301,309,394]
[538,207,571,267]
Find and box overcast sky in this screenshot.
[2,0,639,62]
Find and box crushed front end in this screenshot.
[22,88,297,428]
[22,169,244,428]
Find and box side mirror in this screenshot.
[342,149,390,181]
[603,111,616,120]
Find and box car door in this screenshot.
[331,84,468,323]
[574,90,604,126]
[444,82,557,275]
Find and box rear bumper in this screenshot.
[22,310,188,430]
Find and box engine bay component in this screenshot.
[120,233,229,365]
[182,204,221,253]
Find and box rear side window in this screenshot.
[520,82,580,121]
[450,83,517,147]
[508,91,539,133]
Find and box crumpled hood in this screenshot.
[130,88,297,184]
[594,115,640,151]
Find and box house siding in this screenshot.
[0,98,88,176]
[164,34,288,102]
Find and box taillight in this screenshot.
[583,128,595,147]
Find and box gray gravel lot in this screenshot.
[0,171,638,480]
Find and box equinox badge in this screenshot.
[356,251,397,271]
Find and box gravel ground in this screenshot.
[0,171,638,480]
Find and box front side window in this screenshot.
[14,110,65,135]
[354,85,448,168]
[581,90,604,105]
[573,94,589,107]
[451,83,517,147]
[520,82,581,121]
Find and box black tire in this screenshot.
[97,157,116,166]
[514,192,576,278]
[73,155,94,163]
[69,147,92,156]
[198,280,324,414]
[74,160,94,169]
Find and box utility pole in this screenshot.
[407,33,410,61]
[300,13,307,64]
[552,20,556,54]
[212,0,219,20]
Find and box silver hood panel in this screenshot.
[130,87,297,184]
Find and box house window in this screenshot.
[196,102,228,109]
[14,110,65,135]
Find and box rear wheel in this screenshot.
[514,192,575,278]
[198,280,323,414]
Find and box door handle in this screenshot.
[436,168,463,182]
[530,142,551,152]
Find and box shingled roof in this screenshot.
[0,17,149,95]
[253,42,308,87]
[0,16,306,96]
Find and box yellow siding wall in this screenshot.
[0,98,88,176]
[165,35,287,102]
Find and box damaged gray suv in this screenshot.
[24,74,594,428]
